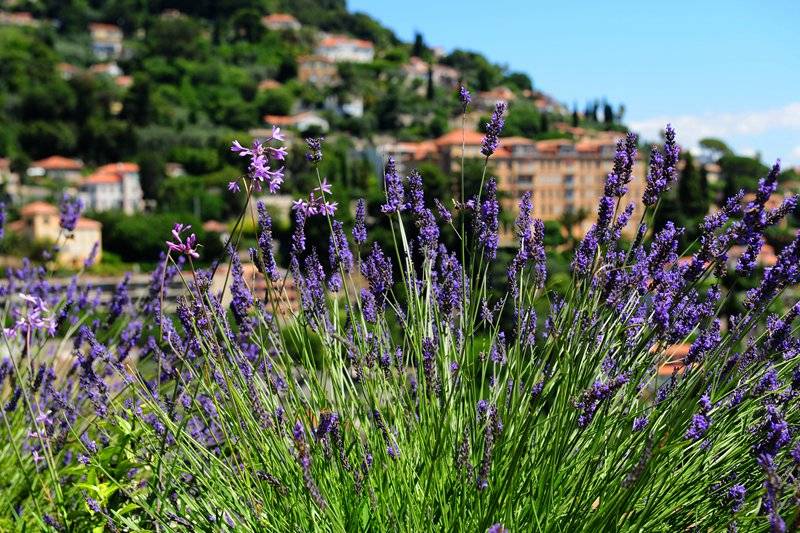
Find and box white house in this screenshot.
[324,94,364,118]
[79,162,143,214]
[315,34,374,63]
[27,156,84,182]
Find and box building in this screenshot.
[57,63,81,80]
[402,56,460,93]
[298,55,339,87]
[89,23,123,60]
[264,112,329,133]
[89,62,123,77]
[257,79,283,92]
[0,11,39,27]
[324,94,364,118]
[315,34,374,63]
[27,156,84,182]
[78,162,144,214]
[381,129,647,238]
[7,202,102,267]
[475,87,517,111]
[261,13,301,31]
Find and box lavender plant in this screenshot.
[3,97,800,532]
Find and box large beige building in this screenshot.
[7,202,102,268]
[386,129,647,238]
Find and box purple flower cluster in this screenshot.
[59,193,83,232]
[381,157,405,214]
[292,178,337,216]
[643,124,680,206]
[475,178,499,259]
[305,137,324,164]
[459,85,471,110]
[574,373,630,428]
[353,198,367,244]
[166,223,200,259]
[230,126,286,193]
[480,102,507,157]
[685,394,712,441]
[255,201,279,281]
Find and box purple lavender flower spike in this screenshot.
[481,102,507,157]
[59,193,83,232]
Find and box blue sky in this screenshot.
[348,0,800,165]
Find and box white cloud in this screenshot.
[791,145,800,159]
[630,102,800,146]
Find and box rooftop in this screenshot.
[97,162,139,174]
[318,34,374,50]
[31,156,83,170]
[21,201,59,217]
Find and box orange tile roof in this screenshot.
[502,136,536,146]
[262,13,298,23]
[32,156,83,170]
[319,34,373,49]
[83,172,122,185]
[202,220,228,233]
[258,79,283,91]
[535,139,574,153]
[20,201,58,217]
[264,114,297,126]
[75,217,101,230]
[115,75,133,88]
[97,162,139,174]
[434,129,485,147]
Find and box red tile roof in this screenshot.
[75,217,101,230]
[89,22,121,33]
[202,220,228,233]
[20,201,58,217]
[262,13,298,24]
[258,79,283,91]
[97,162,139,174]
[83,172,122,185]
[31,156,83,171]
[319,34,373,49]
[434,129,485,147]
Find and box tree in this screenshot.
[558,208,588,246]
[603,101,614,125]
[502,102,541,139]
[504,72,533,92]
[677,152,709,220]
[718,154,769,199]
[230,8,265,42]
[426,63,434,101]
[699,138,733,161]
[257,87,295,116]
[412,32,426,58]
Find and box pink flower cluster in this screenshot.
[229,125,287,193]
[292,178,338,216]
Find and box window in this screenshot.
[517,174,533,184]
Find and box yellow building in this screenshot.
[394,130,647,238]
[8,202,102,268]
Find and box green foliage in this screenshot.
[96,211,204,262]
[718,154,769,199]
[257,87,295,116]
